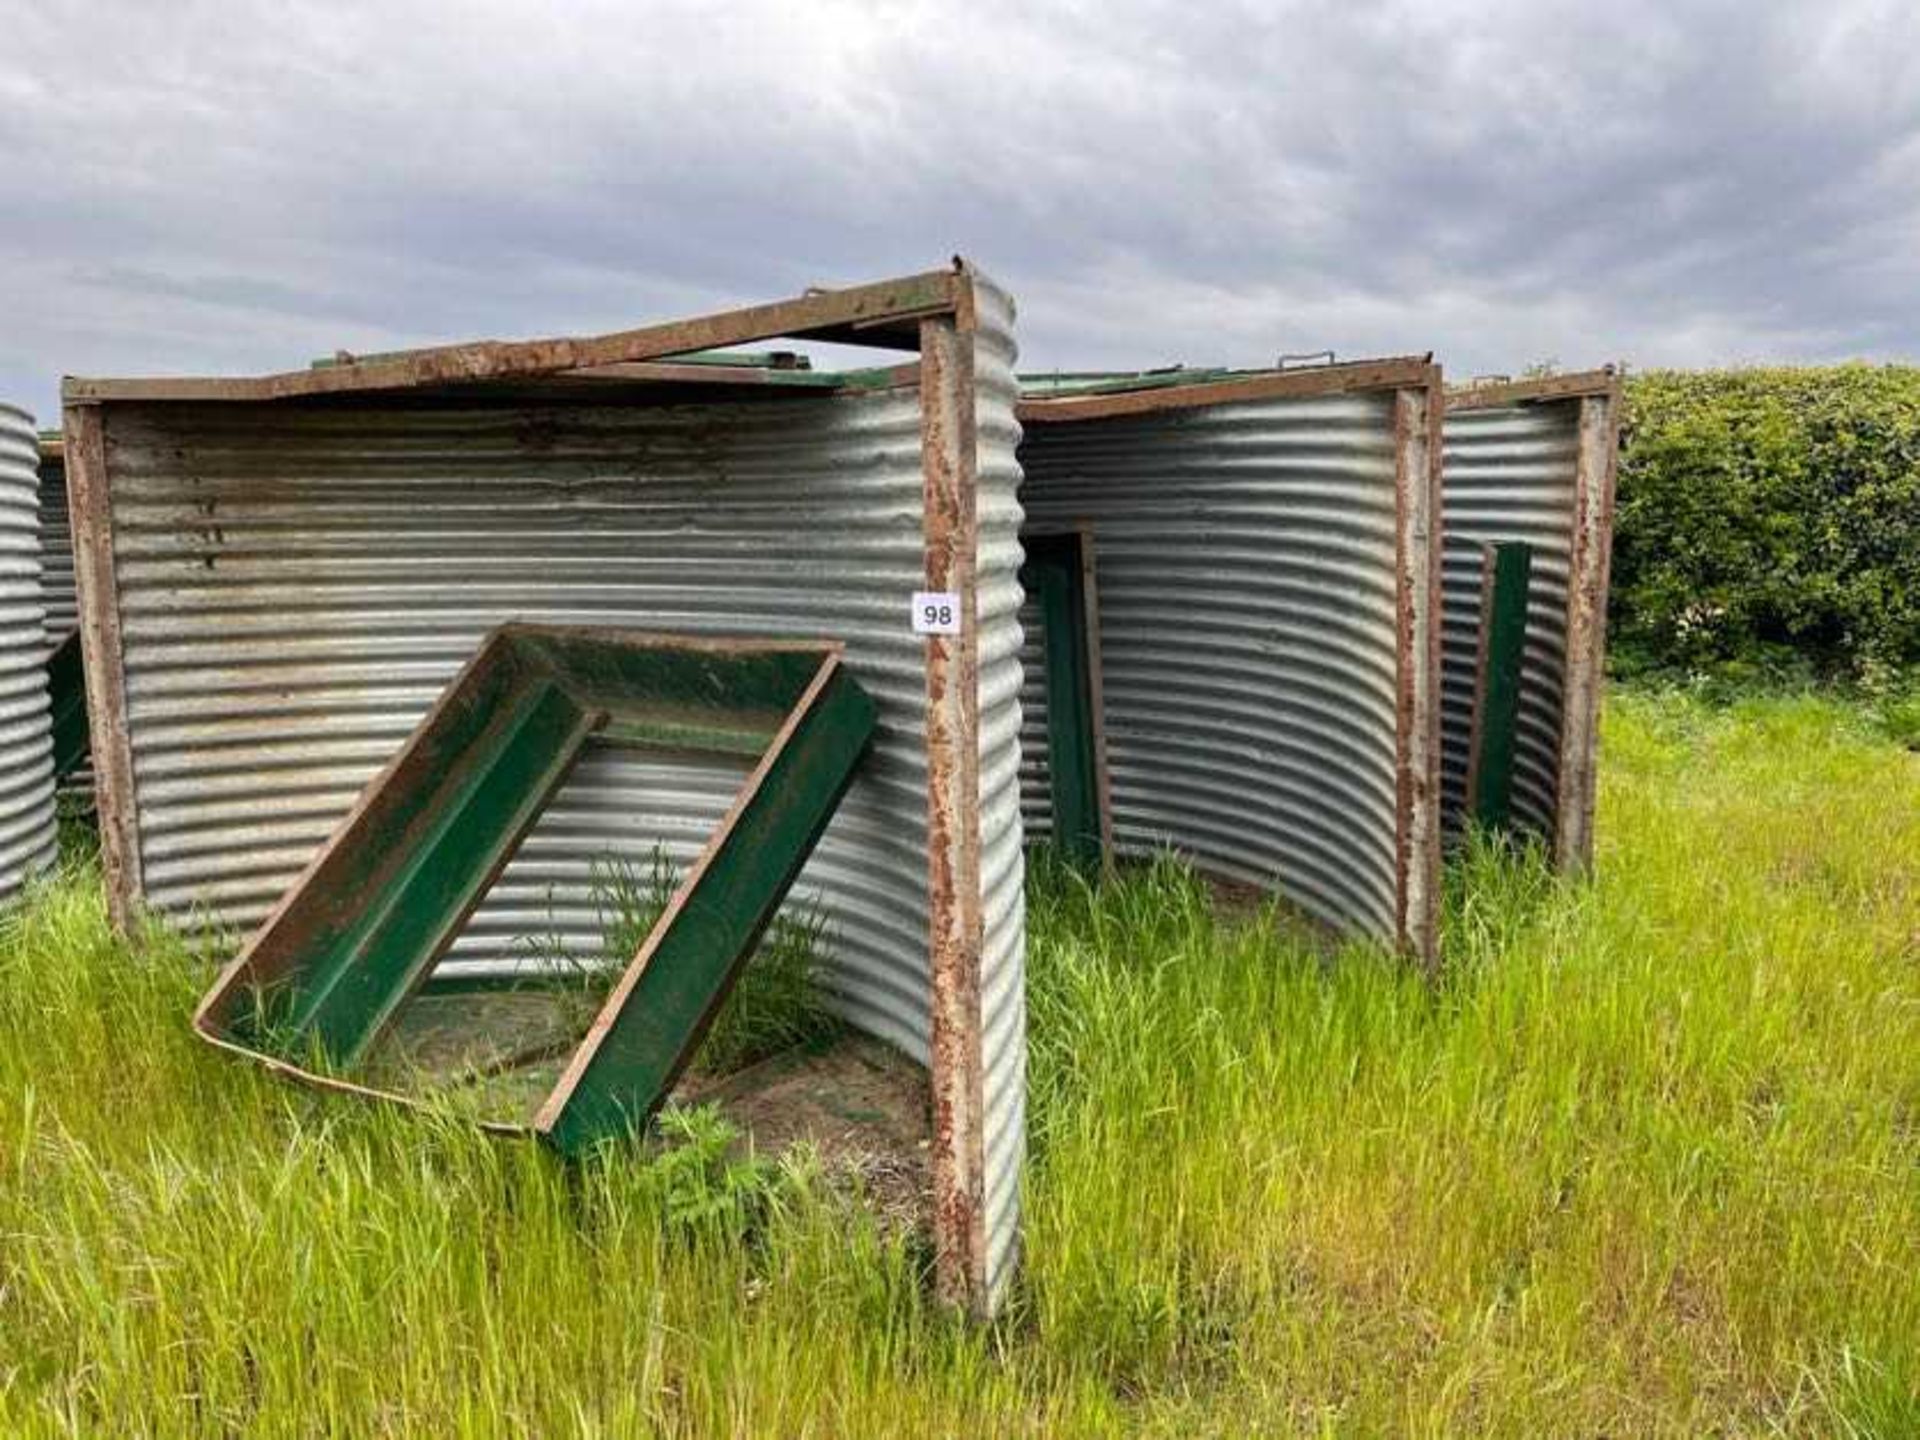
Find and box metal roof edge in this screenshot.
[1443,366,1621,412]
[1015,355,1438,424]
[63,263,969,406]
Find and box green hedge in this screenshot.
[1611,366,1920,678]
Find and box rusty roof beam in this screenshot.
[64,265,965,405]
[1015,355,1437,424]
[1443,367,1621,412]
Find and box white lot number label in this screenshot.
[912,591,962,635]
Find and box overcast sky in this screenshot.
[5,0,1920,422]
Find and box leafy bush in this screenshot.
[1611,365,1920,678]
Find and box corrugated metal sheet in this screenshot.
[36,443,92,800]
[0,405,58,900]
[1018,391,1403,944]
[99,322,1030,1302]
[107,393,929,1040]
[1439,399,1579,842]
[37,447,76,640]
[1015,586,1052,838]
[968,273,1026,1306]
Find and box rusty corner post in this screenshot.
[1554,376,1624,872]
[920,291,990,1316]
[1392,374,1444,975]
[61,402,142,932]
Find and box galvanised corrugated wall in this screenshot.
[1015,587,1052,839]
[100,302,1028,1301]
[37,447,76,640]
[968,274,1026,1304]
[1439,399,1578,841]
[0,405,58,899]
[1018,391,1403,944]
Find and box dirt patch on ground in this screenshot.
[1203,871,1277,918]
[361,995,933,1233]
[684,1034,932,1235]
[362,990,595,1123]
[1191,866,1341,953]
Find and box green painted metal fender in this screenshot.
[194,622,877,1154]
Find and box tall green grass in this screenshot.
[514,851,842,1080]
[2,687,1916,1436]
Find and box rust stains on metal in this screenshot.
[1554,380,1624,872]
[1392,375,1444,974]
[61,403,143,930]
[63,268,965,406]
[1015,355,1436,425]
[1444,367,1620,412]
[63,261,982,942]
[548,360,846,387]
[71,255,1027,1317]
[919,308,989,1316]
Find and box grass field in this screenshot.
[2,687,1917,1436]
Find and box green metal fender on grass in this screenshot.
[194,622,877,1154]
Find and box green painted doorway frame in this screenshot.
[1464,541,1533,835]
[1020,529,1111,868]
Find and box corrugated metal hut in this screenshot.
[61,260,1026,1315]
[1014,359,1445,968]
[1440,370,1622,867]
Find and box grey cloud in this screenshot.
[4,0,1920,422]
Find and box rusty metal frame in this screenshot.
[1555,376,1624,870]
[1019,356,1445,972]
[62,405,141,914]
[64,271,962,405]
[1394,379,1445,972]
[1444,367,1618,413]
[1444,367,1624,870]
[917,313,987,1309]
[1015,355,1434,425]
[61,259,1003,1316]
